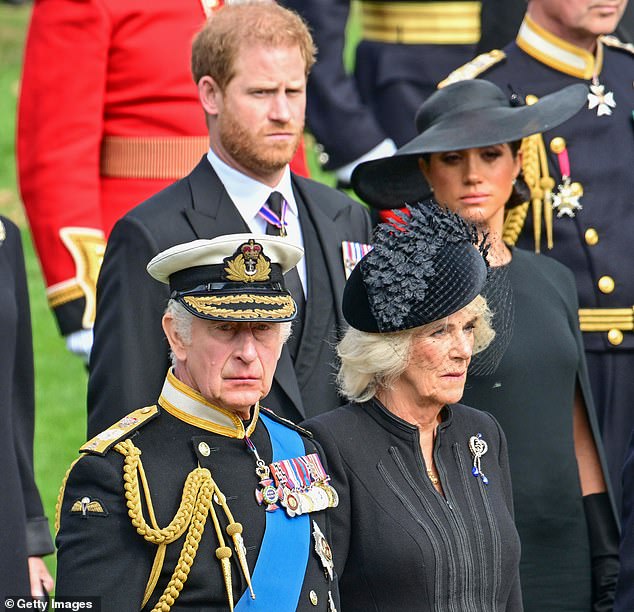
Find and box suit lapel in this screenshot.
[291,176,346,326]
[183,157,249,238]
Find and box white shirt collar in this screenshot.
[206,147,298,230]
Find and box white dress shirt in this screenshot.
[206,148,307,295]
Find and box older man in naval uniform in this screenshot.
[56,234,340,611]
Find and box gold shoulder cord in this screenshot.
[56,440,254,611]
[503,99,555,252]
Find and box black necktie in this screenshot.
[265,191,305,359]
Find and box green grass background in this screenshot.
[0,2,359,582]
[1,3,87,580]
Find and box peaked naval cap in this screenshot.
[343,202,488,333]
[351,80,588,209]
[147,233,304,322]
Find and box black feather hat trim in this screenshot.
[343,201,489,333]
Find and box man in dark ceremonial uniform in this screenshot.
[87,1,371,437]
[282,0,482,185]
[56,234,340,611]
[439,0,634,511]
[476,0,634,53]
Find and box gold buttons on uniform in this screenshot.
[584,228,599,246]
[598,276,615,294]
[608,329,624,346]
[198,442,211,457]
[525,94,538,106]
[309,590,318,606]
[550,137,567,154]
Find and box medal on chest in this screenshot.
[549,137,584,218]
[587,43,616,117]
[587,81,616,116]
[245,435,339,517]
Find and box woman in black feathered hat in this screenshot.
[348,80,619,611]
[303,200,523,610]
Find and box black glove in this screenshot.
[584,492,620,612]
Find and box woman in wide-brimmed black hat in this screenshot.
[303,201,523,611]
[351,80,619,612]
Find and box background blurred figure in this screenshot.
[477,0,634,53]
[282,0,481,186]
[352,80,619,611]
[17,0,310,364]
[0,216,54,599]
[439,0,634,511]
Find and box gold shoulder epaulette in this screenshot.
[80,405,159,456]
[260,406,313,438]
[438,49,506,89]
[600,35,634,55]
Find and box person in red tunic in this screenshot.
[17,0,310,362]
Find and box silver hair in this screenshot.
[337,294,495,403]
[164,299,293,366]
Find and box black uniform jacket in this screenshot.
[454,18,634,354]
[477,1,634,53]
[303,399,523,611]
[283,0,480,170]
[57,373,339,610]
[0,217,54,598]
[87,156,371,437]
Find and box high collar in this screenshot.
[365,397,453,441]
[517,14,604,80]
[158,369,259,438]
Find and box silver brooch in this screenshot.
[469,433,489,485]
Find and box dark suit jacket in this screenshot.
[87,157,372,437]
[0,218,54,598]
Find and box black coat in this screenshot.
[0,218,54,598]
[303,399,523,611]
[87,157,371,437]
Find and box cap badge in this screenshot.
[223,239,271,283]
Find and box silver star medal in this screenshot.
[312,520,335,581]
[587,83,616,116]
[552,176,583,218]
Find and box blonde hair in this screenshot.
[191,1,316,89]
[337,295,495,402]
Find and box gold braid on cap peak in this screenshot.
[112,439,253,611]
[503,130,555,253]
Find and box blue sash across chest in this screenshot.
[236,413,310,611]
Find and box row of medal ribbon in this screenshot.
[255,452,339,517]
